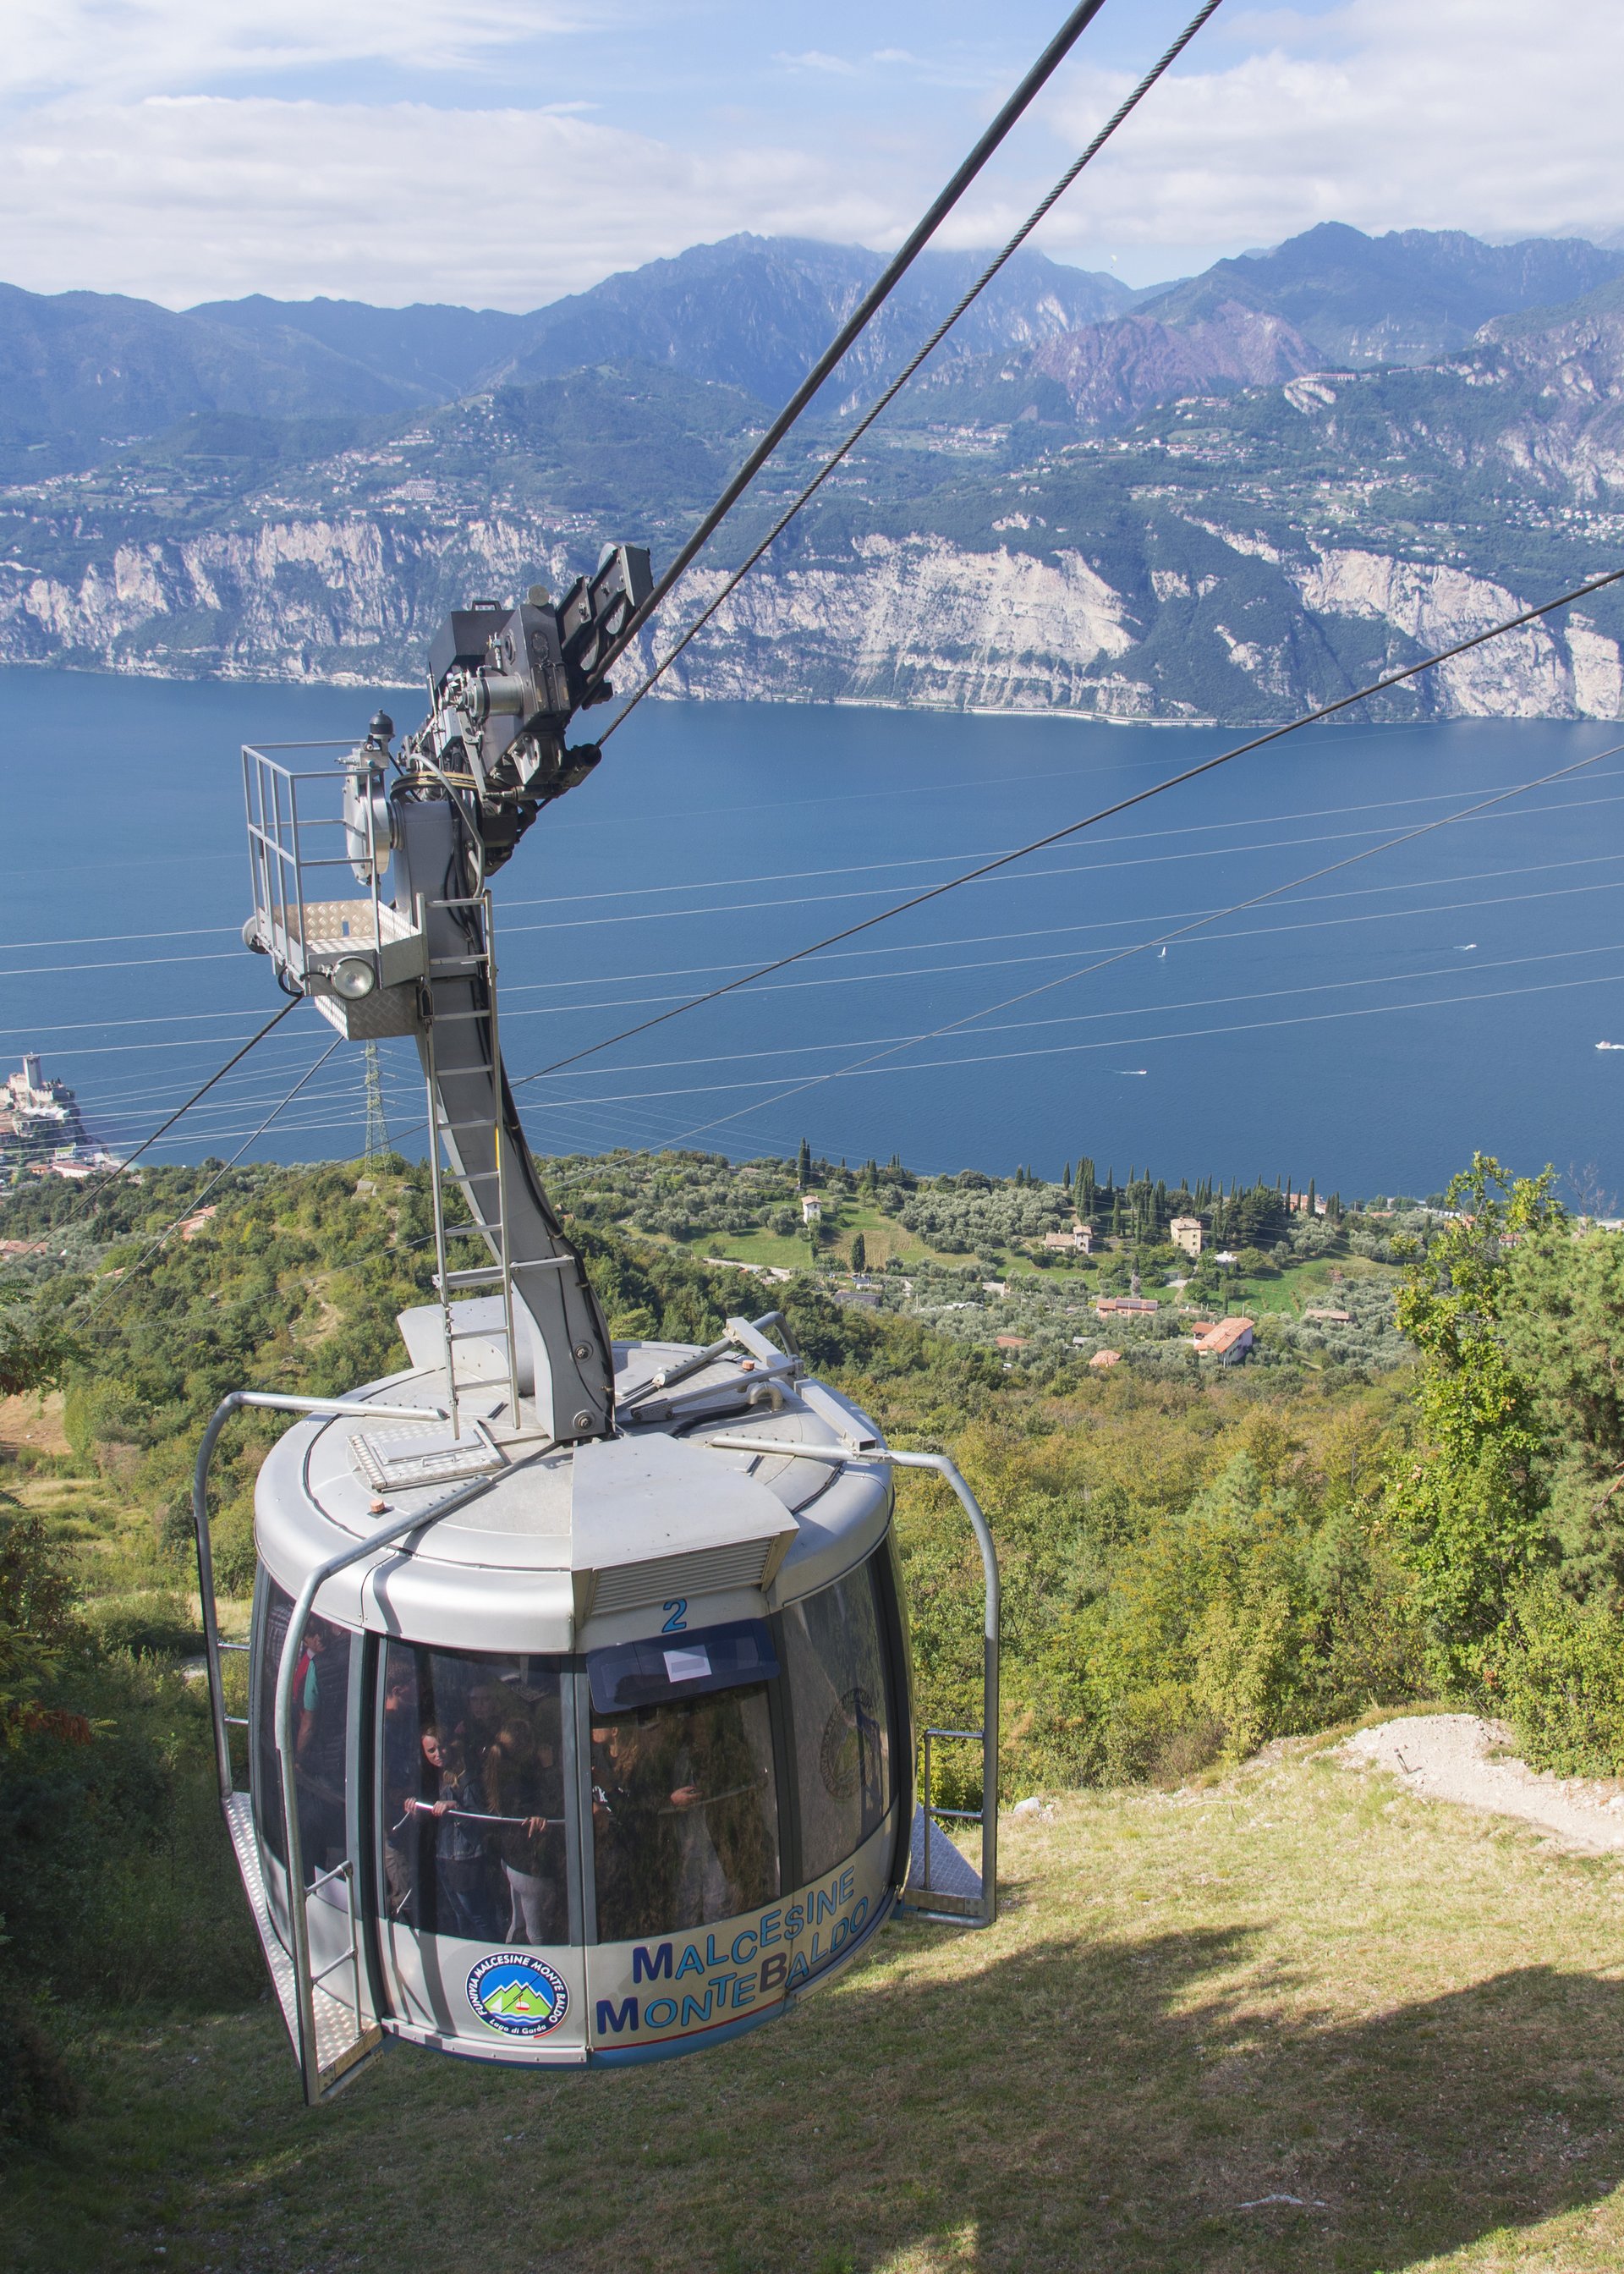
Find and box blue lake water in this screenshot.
[2,667,1621,1200]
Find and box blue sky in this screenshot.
[3,0,1620,308]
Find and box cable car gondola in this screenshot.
[192,558,999,2102]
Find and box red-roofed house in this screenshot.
[1193,1316,1254,1363]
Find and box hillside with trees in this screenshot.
[2,1142,1622,2161]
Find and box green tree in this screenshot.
[0,1511,78,1743]
[0,1286,75,1399]
[849,1233,867,1275]
[0,1284,80,1743]
[1500,1224,1624,1600]
[1385,1154,1561,1689]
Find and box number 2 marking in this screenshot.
[661,1599,688,1633]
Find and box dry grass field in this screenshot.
[12,1730,1624,2274]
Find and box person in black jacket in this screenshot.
[409,1725,495,1939]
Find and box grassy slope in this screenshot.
[670,1201,969,1274]
[1212,1253,1401,1319]
[11,1737,1624,2274]
[672,1213,1404,1311]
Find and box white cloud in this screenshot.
[1023,0,1624,258]
[0,96,901,306]
[0,0,594,98]
[775,52,859,78]
[2,0,1621,307]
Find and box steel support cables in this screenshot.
[41,995,301,1237]
[602,0,1229,743]
[650,739,1624,1149]
[512,563,1624,1097]
[83,1037,343,1321]
[583,0,1115,694]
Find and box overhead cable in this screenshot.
[584,0,1118,691]
[83,1039,344,1321]
[58,996,300,1215]
[487,876,1624,1024]
[11,750,1621,986]
[603,0,1228,737]
[449,969,1624,1124]
[656,739,1624,1146]
[613,938,1622,1083]
[532,964,1619,1114]
[515,565,1624,1093]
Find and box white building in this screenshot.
[1043,1221,1093,1254]
[2,1053,94,1164]
[1170,1215,1204,1258]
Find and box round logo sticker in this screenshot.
[466,1953,569,2037]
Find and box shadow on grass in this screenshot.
[11,1918,1624,2274]
[756,1920,1624,2272]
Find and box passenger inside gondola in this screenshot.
[675,1689,777,1923]
[484,1700,565,1944]
[590,1683,778,1941]
[381,1642,568,1944]
[409,1726,491,1937]
[381,1656,420,1915]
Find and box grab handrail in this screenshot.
[191,1390,448,1800]
[704,1433,999,1927]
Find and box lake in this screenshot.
[2,667,1621,1201]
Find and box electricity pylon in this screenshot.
[362,1041,389,1166]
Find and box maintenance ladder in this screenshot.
[422,887,524,1441]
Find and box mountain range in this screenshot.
[5,222,1624,722]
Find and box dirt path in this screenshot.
[1341,1712,1624,1853]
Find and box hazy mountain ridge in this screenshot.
[1133,222,1624,365]
[5,224,1624,722]
[0,238,1128,475]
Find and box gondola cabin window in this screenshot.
[253,1574,350,1892]
[379,1643,567,1944]
[587,1621,782,1942]
[782,1559,893,1880]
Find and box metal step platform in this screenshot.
[222,1792,382,2099]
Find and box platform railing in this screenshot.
[241,740,411,1004]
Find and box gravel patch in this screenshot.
[1340,1713,1624,1854]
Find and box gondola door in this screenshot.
[250,1574,384,2100]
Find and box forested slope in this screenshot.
[2,1145,1623,2144]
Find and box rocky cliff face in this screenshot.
[5,508,1616,727]
[0,514,582,686]
[7,228,1624,725]
[1025,303,1318,431]
[655,536,1144,711]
